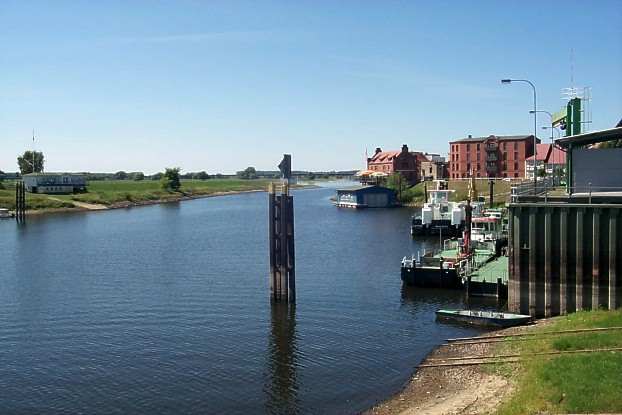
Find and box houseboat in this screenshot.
[334,185,397,208]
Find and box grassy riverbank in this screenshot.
[402,179,514,207]
[366,309,622,415]
[0,179,273,211]
[494,310,622,414]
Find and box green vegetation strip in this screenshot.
[0,179,273,211]
[493,310,622,415]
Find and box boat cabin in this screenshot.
[471,216,502,243]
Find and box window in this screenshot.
[476,173,480,178]
[467,143,470,150]
[503,142,507,150]
[514,152,518,160]
[503,173,507,178]
[514,173,519,178]
[514,142,518,150]
[466,163,471,171]
[476,143,480,151]
[514,162,518,170]
[503,152,507,160]
[477,163,480,170]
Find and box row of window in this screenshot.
[451,142,520,151]
[451,172,520,178]
[451,162,520,171]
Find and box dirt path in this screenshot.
[47,197,108,211]
[70,200,108,210]
[361,324,543,415]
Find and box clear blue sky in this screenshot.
[2,0,621,174]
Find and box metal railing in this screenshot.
[512,180,622,204]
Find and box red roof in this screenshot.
[526,144,551,162]
[411,152,429,163]
[368,151,401,163]
[546,146,566,165]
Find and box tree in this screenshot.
[194,171,210,180]
[17,151,44,174]
[160,167,181,191]
[151,172,163,181]
[237,167,257,180]
[130,172,145,181]
[113,171,128,180]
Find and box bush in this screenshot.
[160,168,181,191]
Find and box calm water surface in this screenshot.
[0,184,483,414]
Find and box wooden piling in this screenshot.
[15,181,26,223]
[559,208,568,315]
[544,209,552,317]
[528,208,537,316]
[592,209,600,310]
[576,208,584,311]
[609,210,618,310]
[269,182,295,303]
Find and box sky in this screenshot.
[2,0,621,174]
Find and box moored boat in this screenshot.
[0,208,13,219]
[435,309,532,328]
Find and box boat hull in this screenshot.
[401,266,462,289]
[411,220,463,236]
[435,310,531,328]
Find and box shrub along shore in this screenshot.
[0,179,276,213]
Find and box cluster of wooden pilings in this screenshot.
[268,182,295,303]
[508,203,621,317]
[15,181,26,223]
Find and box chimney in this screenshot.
[401,144,409,153]
[468,134,472,138]
[375,147,382,154]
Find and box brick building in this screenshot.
[418,153,449,181]
[448,135,539,179]
[367,144,419,184]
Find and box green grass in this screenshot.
[494,310,622,414]
[448,179,513,205]
[402,179,513,207]
[0,179,273,210]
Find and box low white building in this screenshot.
[23,173,87,194]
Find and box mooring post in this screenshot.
[269,155,295,303]
[489,179,494,208]
[15,181,26,224]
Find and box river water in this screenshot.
[0,183,483,414]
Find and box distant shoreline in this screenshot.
[22,185,318,217]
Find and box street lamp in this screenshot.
[530,109,554,143]
[501,79,538,189]
[542,126,561,139]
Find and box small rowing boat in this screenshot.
[436,309,532,328]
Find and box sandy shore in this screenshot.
[361,323,547,415]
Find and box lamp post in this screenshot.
[501,79,537,189]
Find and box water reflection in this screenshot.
[264,304,299,414]
[400,284,465,306]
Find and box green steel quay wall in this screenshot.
[508,202,621,318]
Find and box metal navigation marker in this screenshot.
[278,154,292,180]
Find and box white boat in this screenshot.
[0,208,12,219]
